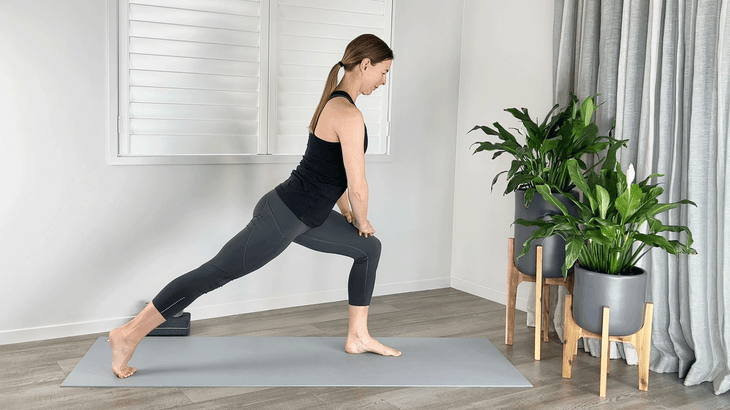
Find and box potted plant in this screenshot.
[471,94,614,277]
[515,142,697,335]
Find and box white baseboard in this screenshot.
[184,276,451,322]
[450,277,528,312]
[0,277,451,346]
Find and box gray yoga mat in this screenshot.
[62,337,532,388]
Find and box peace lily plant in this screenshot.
[515,142,697,277]
[470,94,614,206]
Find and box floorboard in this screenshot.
[0,288,724,409]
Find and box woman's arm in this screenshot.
[338,107,374,237]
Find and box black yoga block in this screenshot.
[149,312,191,336]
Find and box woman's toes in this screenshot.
[116,366,137,379]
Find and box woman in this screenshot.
[109,34,399,379]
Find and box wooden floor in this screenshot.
[0,288,725,409]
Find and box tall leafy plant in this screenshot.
[516,141,697,277]
[470,94,614,206]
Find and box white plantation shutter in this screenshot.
[119,0,265,157]
[271,0,392,155]
[114,0,392,163]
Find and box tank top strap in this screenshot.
[328,90,356,106]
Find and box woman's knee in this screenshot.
[360,236,381,260]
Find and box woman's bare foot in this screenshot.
[108,302,166,379]
[345,305,401,356]
[345,334,401,356]
[109,328,138,378]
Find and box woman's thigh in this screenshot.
[292,210,381,260]
[210,190,308,275]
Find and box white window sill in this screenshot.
[108,153,394,166]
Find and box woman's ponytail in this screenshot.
[309,62,343,134]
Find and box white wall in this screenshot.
[450,0,555,311]
[0,0,463,344]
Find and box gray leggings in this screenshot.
[152,190,381,320]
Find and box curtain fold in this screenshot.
[552,0,730,395]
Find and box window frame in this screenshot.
[107,0,394,165]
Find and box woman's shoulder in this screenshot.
[321,97,363,130]
[325,95,362,117]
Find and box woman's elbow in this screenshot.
[348,186,368,201]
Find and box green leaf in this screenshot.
[538,103,562,128]
[615,184,643,222]
[595,184,610,219]
[539,137,561,154]
[646,221,696,252]
[471,141,508,154]
[535,184,570,216]
[644,186,664,201]
[581,96,596,126]
[513,217,547,227]
[567,159,596,211]
[583,141,610,154]
[584,228,612,246]
[514,223,560,259]
[615,165,627,194]
[493,122,519,144]
[505,108,540,140]
[524,188,536,207]
[601,138,627,174]
[564,237,584,277]
[505,173,533,194]
[638,173,664,188]
[646,199,697,217]
[598,225,618,242]
[633,233,696,255]
[504,107,531,124]
[506,160,523,179]
[490,170,508,191]
[469,125,499,136]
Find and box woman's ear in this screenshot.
[361,58,371,70]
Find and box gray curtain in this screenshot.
[552,0,730,395]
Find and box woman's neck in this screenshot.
[336,75,362,103]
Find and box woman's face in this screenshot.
[362,59,392,95]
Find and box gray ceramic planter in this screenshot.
[572,265,647,336]
[513,189,578,278]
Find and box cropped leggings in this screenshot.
[151,190,381,320]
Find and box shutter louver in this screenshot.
[271,0,391,155]
[115,0,392,163]
[122,0,262,156]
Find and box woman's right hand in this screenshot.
[353,219,375,238]
[341,209,355,223]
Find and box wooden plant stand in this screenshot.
[562,294,654,397]
[505,238,574,360]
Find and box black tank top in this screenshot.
[275,91,368,227]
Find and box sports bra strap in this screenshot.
[328,90,356,106]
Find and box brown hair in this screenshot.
[309,34,394,133]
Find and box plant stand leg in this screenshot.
[506,238,519,346]
[600,306,610,398]
[534,245,543,361]
[542,284,550,342]
[562,294,579,379]
[566,270,575,294]
[637,303,654,391]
